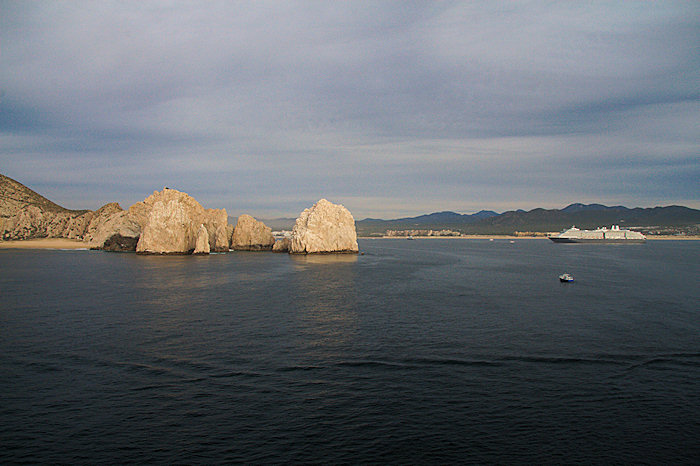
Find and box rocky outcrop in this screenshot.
[135,188,228,254]
[85,207,141,250]
[0,173,95,240]
[102,233,140,252]
[272,237,291,252]
[0,173,233,254]
[194,224,210,254]
[290,199,358,254]
[230,214,275,251]
[83,188,229,254]
[204,209,229,252]
[1,174,233,253]
[214,224,229,252]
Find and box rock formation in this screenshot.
[84,204,142,249]
[135,188,228,254]
[1,173,94,240]
[214,224,230,252]
[0,174,231,254]
[83,188,229,254]
[102,233,140,252]
[2,173,361,256]
[289,199,358,254]
[230,214,275,250]
[193,224,210,254]
[272,237,291,252]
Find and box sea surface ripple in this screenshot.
[1,239,699,464]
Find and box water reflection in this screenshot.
[290,254,360,360]
[289,253,358,267]
[122,255,236,343]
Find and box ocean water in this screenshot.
[1,239,698,464]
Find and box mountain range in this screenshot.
[354,203,700,236]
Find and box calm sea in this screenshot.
[1,239,699,464]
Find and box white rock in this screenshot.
[135,188,229,254]
[194,224,210,254]
[272,237,291,252]
[214,224,230,251]
[290,199,358,254]
[231,214,275,250]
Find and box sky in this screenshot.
[1,1,698,219]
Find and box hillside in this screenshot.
[1,173,92,240]
[356,204,700,236]
[357,210,499,235]
[0,173,87,217]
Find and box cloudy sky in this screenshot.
[1,1,698,218]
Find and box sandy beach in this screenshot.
[0,238,91,249]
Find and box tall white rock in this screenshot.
[135,188,229,254]
[290,199,358,254]
[193,224,210,254]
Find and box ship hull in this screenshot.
[549,237,646,244]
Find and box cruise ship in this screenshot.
[549,225,646,243]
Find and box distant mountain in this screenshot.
[355,203,700,236]
[561,203,623,213]
[356,210,499,235]
[475,204,700,234]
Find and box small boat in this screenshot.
[407,236,414,240]
[559,273,574,282]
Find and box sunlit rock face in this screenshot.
[85,203,142,249]
[290,199,358,254]
[193,224,210,254]
[214,224,229,252]
[0,174,231,252]
[230,214,275,251]
[135,188,228,254]
[272,237,291,252]
[0,172,96,240]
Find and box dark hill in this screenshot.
[473,204,700,234]
[356,210,499,235]
[356,203,700,236]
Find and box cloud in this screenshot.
[1,1,698,217]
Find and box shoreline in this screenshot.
[360,235,700,241]
[2,235,698,250]
[0,238,91,249]
[362,235,545,240]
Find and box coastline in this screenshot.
[360,235,700,241]
[645,235,700,240]
[2,235,698,250]
[0,238,91,249]
[362,235,548,240]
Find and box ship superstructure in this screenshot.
[549,225,646,243]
